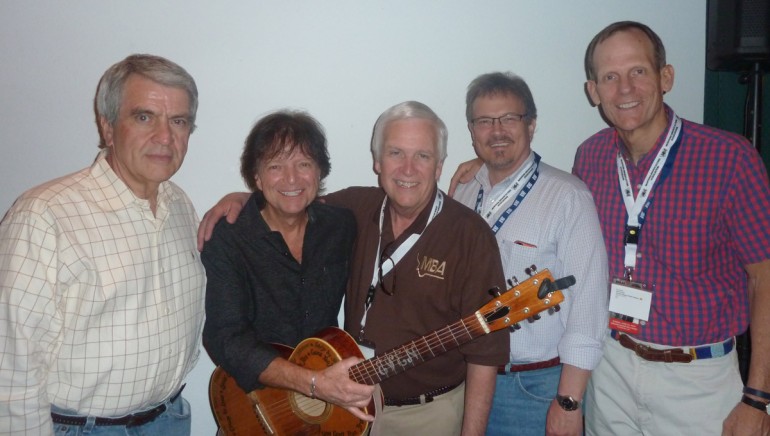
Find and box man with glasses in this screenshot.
[198,101,509,435]
[450,72,608,436]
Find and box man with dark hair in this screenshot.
[575,21,770,434]
[452,72,608,436]
[0,54,205,435]
[198,100,510,435]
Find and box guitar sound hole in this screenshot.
[289,392,331,423]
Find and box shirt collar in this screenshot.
[475,150,536,191]
[89,149,177,214]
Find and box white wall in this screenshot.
[0,1,705,434]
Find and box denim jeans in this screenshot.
[486,364,562,436]
[52,395,191,436]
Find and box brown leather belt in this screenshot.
[384,382,460,406]
[497,356,561,374]
[612,332,734,363]
[51,385,184,428]
[616,333,693,363]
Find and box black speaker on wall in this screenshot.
[707,0,770,72]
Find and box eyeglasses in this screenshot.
[470,112,528,129]
[378,245,396,296]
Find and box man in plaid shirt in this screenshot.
[574,21,770,435]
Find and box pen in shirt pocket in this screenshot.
[514,240,537,248]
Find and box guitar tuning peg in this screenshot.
[508,323,521,332]
[553,304,561,312]
[488,287,502,297]
[507,276,519,287]
[525,265,537,276]
[527,313,541,323]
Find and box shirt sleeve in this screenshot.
[724,140,770,266]
[555,188,609,370]
[0,208,61,435]
[201,216,280,393]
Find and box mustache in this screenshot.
[483,134,514,146]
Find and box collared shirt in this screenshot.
[455,154,609,370]
[574,106,770,346]
[201,192,355,392]
[0,151,205,434]
[326,186,509,399]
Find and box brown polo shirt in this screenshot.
[326,186,509,399]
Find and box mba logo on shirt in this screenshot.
[416,253,446,280]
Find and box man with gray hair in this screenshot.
[0,54,205,435]
[198,100,510,435]
[449,72,608,435]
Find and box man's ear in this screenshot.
[99,116,114,148]
[660,64,675,94]
[586,80,601,107]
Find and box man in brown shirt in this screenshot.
[199,100,509,435]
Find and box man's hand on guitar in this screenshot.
[315,357,375,422]
[197,192,250,250]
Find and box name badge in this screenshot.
[608,278,652,334]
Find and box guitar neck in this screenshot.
[347,312,488,386]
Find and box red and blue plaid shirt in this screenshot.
[574,106,770,346]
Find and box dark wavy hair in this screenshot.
[240,111,331,192]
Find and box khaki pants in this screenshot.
[369,383,465,436]
[585,336,742,435]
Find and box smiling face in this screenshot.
[255,147,321,223]
[586,28,674,155]
[100,74,192,200]
[469,93,536,186]
[374,118,443,220]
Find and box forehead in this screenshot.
[383,118,438,149]
[593,29,657,70]
[262,143,314,162]
[120,74,190,111]
[472,92,525,115]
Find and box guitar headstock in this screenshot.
[477,268,571,333]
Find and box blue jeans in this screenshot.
[52,395,191,436]
[486,364,562,436]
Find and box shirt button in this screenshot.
[636,253,642,258]
[165,307,171,315]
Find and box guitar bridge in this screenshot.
[250,393,277,435]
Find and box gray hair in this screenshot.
[371,101,448,162]
[584,21,667,82]
[95,54,198,148]
[465,72,537,123]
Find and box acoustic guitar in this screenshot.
[209,267,573,436]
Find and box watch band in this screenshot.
[741,394,770,415]
[743,386,770,401]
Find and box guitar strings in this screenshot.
[348,310,492,385]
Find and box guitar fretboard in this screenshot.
[347,314,487,385]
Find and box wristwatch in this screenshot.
[555,394,580,411]
[741,394,770,415]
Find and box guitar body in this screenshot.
[210,327,371,436]
[209,268,571,435]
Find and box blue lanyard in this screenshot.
[475,153,541,234]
